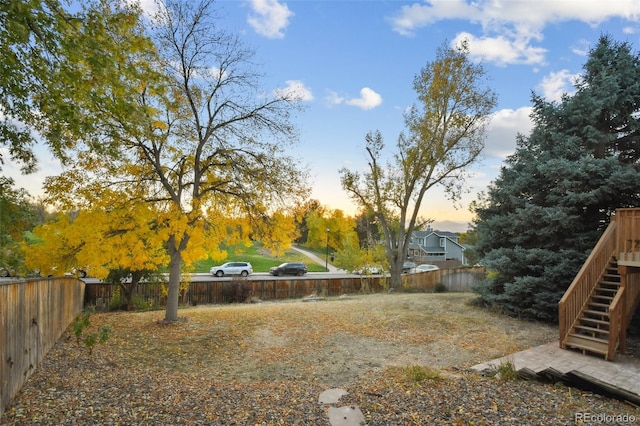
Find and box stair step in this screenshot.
[578,317,610,326]
[574,324,610,335]
[591,294,614,301]
[583,309,610,318]
[599,280,621,287]
[588,302,610,309]
[564,334,608,355]
[594,287,617,294]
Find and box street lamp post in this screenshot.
[325,228,330,272]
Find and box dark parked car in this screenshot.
[269,262,307,276]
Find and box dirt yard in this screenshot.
[3,292,638,425]
[94,293,558,385]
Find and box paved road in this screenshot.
[6,246,348,284]
[79,271,353,284]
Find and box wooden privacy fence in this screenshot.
[84,267,485,308]
[1,278,85,418]
[85,276,390,308]
[440,268,486,292]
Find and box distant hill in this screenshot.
[430,220,470,233]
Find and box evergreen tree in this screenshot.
[473,36,640,321]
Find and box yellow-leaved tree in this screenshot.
[305,208,359,252]
[258,210,299,257]
[23,189,172,302]
[24,190,253,305]
[43,0,308,321]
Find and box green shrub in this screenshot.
[72,310,111,355]
[131,294,156,311]
[108,286,125,311]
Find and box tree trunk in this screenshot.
[389,266,402,289]
[388,238,408,289]
[121,282,133,305]
[164,236,184,322]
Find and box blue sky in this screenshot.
[5,0,640,232]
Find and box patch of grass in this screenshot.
[491,357,519,381]
[403,365,442,383]
[383,365,443,385]
[191,242,328,272]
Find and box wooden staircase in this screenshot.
[563,259,620,359]
[559,209,640,361]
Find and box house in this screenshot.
[407,225,466,265]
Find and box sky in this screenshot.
[4,0,640,232]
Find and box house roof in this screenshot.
[410,230,465,250]
[412,230,459,239]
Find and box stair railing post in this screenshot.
[618,266,629,354]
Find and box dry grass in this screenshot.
[88,292,557,385]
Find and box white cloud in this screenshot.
[124,0,160,17]
[391,0,639,35]
[247,0,293,39]
[204,65,226,81]
[571,39,592,57]
[484,107,534,159]
[324,90,345,107]
[390,0,640,66]
[537,70,579,103]
[324,88,382,110]
[274,80,313,101]
[389,0,477,37]
[345,88,383,110]
[453,32,547,66]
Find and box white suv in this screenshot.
[210,262,253,277]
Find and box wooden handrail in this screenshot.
[607,287,625,361]
[559,221,616,347]
[616,208,640,264]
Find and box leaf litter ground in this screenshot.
[2,293,639,425]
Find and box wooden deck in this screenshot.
[472,341,640,405]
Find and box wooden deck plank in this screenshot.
[471,341,640,405]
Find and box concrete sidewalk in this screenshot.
[290,246,342,272]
